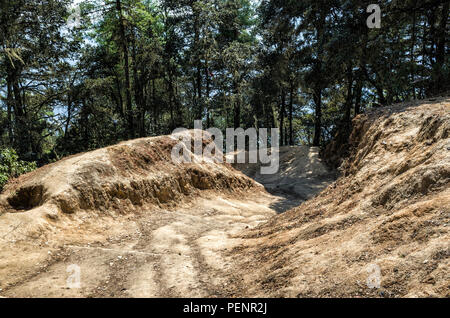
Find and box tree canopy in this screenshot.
[0,0,448,164]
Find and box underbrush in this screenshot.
[0,148,36,191]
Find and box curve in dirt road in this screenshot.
[0,132,331,297]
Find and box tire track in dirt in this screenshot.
[1,192,284,297]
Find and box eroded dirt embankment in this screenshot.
[0,134,253,216]
[228,97,449,298]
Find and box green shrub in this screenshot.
[0,148,37,191]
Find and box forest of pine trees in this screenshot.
[0,0,449,165]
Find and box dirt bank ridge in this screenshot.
[229,97,449,297]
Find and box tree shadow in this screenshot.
[263,176,335,214]
[266,189,307,214]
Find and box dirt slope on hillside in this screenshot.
[229,97,450,298]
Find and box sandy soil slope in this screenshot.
[0,131,331,297]
[228,97,449,298]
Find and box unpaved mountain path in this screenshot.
[0,147,329,297]
[1,192,293,297]
[1,146,333,298]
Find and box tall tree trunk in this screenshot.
[196,65,202,120]
[279,91,286,147]
[81,98,89,149]
[313,7,326,147]
[313,86,322,147]
[112,73,124,117]
[168,73,175,130]
[6,79,14,145]
[151,79,157,134]
[355,25,368,115]
[410,2,417,99]
[131,31,145,137]
[289,83,294,145]
[284,126,288,146]
[65,90,72,141]
[205,62,211,127]
[193,8,202,120]
[116,0,134,139]
[421,18,427,98]
[427,7,438,94]
[354,74,363,115]
[233,81,240,129]
[10,69,30,155]
[435,2,449,93]
[344,65,353,132]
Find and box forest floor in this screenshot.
[0,97,448,298]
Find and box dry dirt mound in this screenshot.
[1,133,255,217]
[229,97,450,298]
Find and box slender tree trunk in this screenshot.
[313,8,326,147]
[411,2,417,99]
[271,104,276,130]
[435,2,449,93]
[279,91,286,147]
[354,74,363,115]
[233,81,240,129]
[131,32,145,137]
[116,0,134,139]
[355,25,368,115]
[344,65,353,132]
[112,74,124,117]
[168,73,175,130]
[10,69,31,155]
[205,62,211,127]
[313,86,322,147]
[65,90,72,140]
[193,8,202,120]
[6,79,14,145]
[284,126,288,146]
[151,79,157,134]
[196,66,202,119]
[427,7,438,94]
[289,83,294,145]
[421,18,427,98]
[82,98,89,149]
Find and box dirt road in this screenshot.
[1,192,296,297]
[0,146,332,298]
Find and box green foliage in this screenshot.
[0,148,37,191]
[0,0,448,164]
